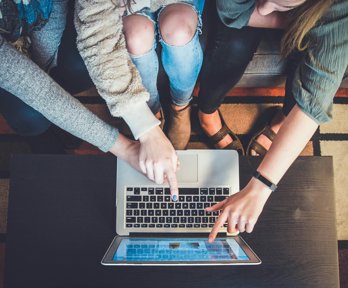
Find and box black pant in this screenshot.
[198,5,299,116]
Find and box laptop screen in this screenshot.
[112,237,249,262]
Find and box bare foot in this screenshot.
[250,109,286,156]
[198,110,233,149]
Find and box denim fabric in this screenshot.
[128,0,204,113]
[0,0,68,136]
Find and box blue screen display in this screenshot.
[113,238,249,262]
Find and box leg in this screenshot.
[159,3,203,110]
[30,0,69,71]
[0,88,50,136]
[158,3,203,149]
[123,14,162,116]
[198,8,262,148]
[247,51,301,155]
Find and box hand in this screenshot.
[206,178,272,242]
[108,133,143,172]
[138,126,179,200]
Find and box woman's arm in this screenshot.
[0,35,118,152]
[74,0,179,197]
[207,105,318,241]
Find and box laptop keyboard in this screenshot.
[125,187,230,229]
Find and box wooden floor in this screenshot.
[0,87,348,288]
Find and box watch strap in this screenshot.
[253,171,277,192]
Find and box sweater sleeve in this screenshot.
[291,0,348,124]
[0,35,119,152]
[74,0,160,139]
[217,0,255,29]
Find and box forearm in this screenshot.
[0,37,119,152]
[74,0,159,139]
[256,105,318,186]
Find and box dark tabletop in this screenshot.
[5,155,339,288]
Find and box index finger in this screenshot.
[208,212,227,243]
[165,169,179,201]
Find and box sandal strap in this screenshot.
[210,124,231,144]
[262,125,277,142]
[249,140,268,155]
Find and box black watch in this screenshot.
[253,171,277,192]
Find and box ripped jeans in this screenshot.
[127,0,205,114]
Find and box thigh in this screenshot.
[30,0,69,70]
[0,87,50,136]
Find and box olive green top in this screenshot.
[217,0,348,123]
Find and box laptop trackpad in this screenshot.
[176,154,198,183]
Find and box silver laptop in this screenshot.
[102,150,261,265]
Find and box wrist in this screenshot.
[246,177,273,198]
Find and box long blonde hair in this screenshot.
[281,0,334,57]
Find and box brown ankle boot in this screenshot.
[167,105,191,150]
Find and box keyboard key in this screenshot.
[165,196,171,202]
[194,224,200,228]
[139,203,145,209]
[126,203,138,209]
[155,188,163,195]
[170,210,176,216]
[215,196,227,202]
[156,224,163,228]
[223,188,230,195]
[191,210,198,216]
[150,196,156,202]
[200,188,208,195]
[186,196,192,202]
[141,187,147,192]
[209,188,215,195]
[141,224,148,228]
[126,210,132,216]
[168,203,174,209]
[143,196,149,202]
[193,196,199,202]
[145,217,151,223]
[163,210,169,216]
[126,224,133,227]
[134,210,140,216]
[181,217,187,223]
[164,188,171,195]
[134,188,140,194]
[171,224,178,228]
[190,203,195,209]
[126,217,136,223]
[179,188,199,195]
[148,210,154,216]
[137,217,143,223]
[149,224,155,228]
[127,196,141,202]
[155,210,161,216]
[141,210,147,216]
[154,203,160,209]
[177,210,183,216]
[161,203,167,209]
[146,203,152,209]
[183,203,189,209]
[157,196,163,202]
[216,188,223,195]
[148,188,154,195]
[179,196,185,202]
[159,217,165,223]
[126,187,133,192]
[164,224,170,228]
[179,224,185,228]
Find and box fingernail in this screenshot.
[172,194,178,202]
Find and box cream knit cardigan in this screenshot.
[74,0,187,139]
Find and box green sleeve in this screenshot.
[291,0,348,124]
[216,0,256,29]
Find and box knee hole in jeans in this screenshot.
[123,15,155,56]
[159,4,198,46]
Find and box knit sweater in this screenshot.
[74,0,195,139]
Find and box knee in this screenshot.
[159,4,198,46]
[123,15,155,56]
[9,108,51,136]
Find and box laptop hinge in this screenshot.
[129,232,227,238]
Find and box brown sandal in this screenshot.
[247,124,277,156]
[206,110,245,155]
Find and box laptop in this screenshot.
[102,149,261,265]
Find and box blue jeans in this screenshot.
[128,1,204,114]
[0,0,68,136]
